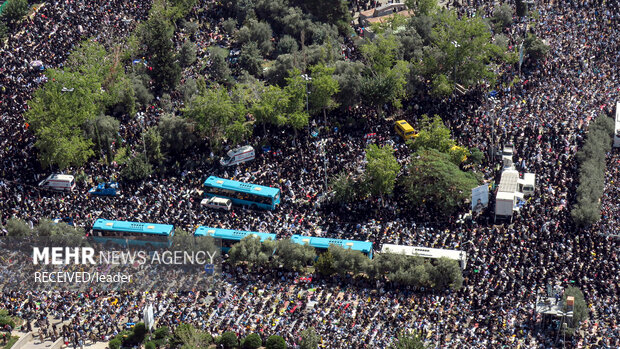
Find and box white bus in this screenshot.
[380,244,467,270]
[614,102,620,148]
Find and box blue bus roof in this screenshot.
[194,226,276,242]
[92,219,174,236]
[203,176,280,197]
[291,235,373,254]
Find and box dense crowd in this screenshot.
[1,0,619,347]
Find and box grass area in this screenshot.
[2,336,19,349]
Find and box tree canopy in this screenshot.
[364,144,401,198]
[403,149,479,214]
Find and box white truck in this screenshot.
[38,174,76,192]
[495,169,526,222]
[220,145,255,166]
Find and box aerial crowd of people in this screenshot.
[0,0,619,348]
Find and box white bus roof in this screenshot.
[380,244,467,269]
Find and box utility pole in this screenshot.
[452,40,460,84]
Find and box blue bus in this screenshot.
[194,226,277,252]
[291,235,374,259]
[91,219,174,248]
[203,176,280,210]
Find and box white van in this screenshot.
[501,145,514,168]
[38,174,76,192]
[201,197,232,211]
[220,145,255,166]
[519,173,536,196]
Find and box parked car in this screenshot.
[88,182,119,196]
[201,197,232,211]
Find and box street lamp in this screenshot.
[452,41,460,84]
[319,139,328,192]
[301,74,312,142]
[137,112,147,160]
[301,74,311,114]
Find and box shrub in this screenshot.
[218,331,239,349]
[241,333,262,349]
[265,335,287,349]
[108,338,122,349]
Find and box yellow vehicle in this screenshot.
[395,120,417,140]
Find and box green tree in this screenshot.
[218,331,239,349]
[413,11,500,93]
[36,219,86,247]
[83,115,120,163]
[314,250,336,276]
[430,257,463,290]
[468,147,484,165]
[364,144,401,198]
[236,19,273,56]
[283,70,310,137]
[562,286,588,330]
[26,68,102,169]
[360,61,409,111]
[250,84,289,133]
[492,4,513,31]
[209,47,232,84]
[391,332,426,349]
[144,127,164,166]
[265,335,287,349]
[299,328,320,349]
[308,63,339,124]
[108,338,122,349]
[333,61,364,108]
[360,34,401,76]
[571,115,614,227]
[184,84,244,150]
[405,0,437,16]
[121,153,153,182]
[409,114,455,153]
[5,218,31,237]
[524,33,550,63]
[241,333,262,349]
[329,245,371,277]
[139,5,181,92]
[403,149,479,214]
[151,326,171,347]
[0,0,29,23]
[173,323,212,349]
[240,42,264,77]
[179,41,197,67]
[228,236,276,269]
[293,0,350,34]
[131,71,154,107]
[272,239,316,271]
[330,171,358,204]
[277,35,299,55]
[157,115,197,156]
